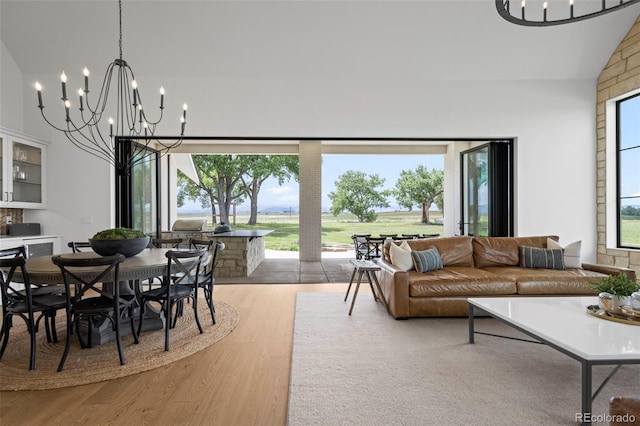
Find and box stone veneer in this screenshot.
[596,15,640,276]
[213,234,266,277]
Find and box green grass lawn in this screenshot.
[177,211,640,251]
[177,210,443,251]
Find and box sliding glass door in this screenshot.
[115,138,161,237]
[460,141,513,237]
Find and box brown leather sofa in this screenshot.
[609,396,640,425]
[376,235,637,319]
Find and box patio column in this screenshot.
[298,140,322,261]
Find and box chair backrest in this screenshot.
[67,241,92,253]
[165,249,208,287]
[51,254,126,302]
[0,246,31,309]
[150,238,183,249]
[188,238,214,250]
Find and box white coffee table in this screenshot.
[467,297,640,425]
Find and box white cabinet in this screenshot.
[0,235,61,257]
[0,127,48,209]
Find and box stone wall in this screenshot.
[213,235,266,277]
[596,15,640,276]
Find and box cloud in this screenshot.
[265,185,295,196]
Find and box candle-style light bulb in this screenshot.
[109,117,114,137]
[570,0,574,18]
[543,1,548,21]
[182,103,188,122]
[64,99,71,121]
[521,0,526,19]
[60,71,68,100]
[83,67,89,93]
[78,88,84,110]
[35,81,43,108]
[132,80,138,105]
[160,87,165,109]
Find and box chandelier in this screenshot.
[496,0,640,26]
[34,0,187,174]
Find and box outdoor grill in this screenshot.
[170,219,208,241]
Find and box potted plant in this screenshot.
[89,227,150,257]
[588,273,640,313]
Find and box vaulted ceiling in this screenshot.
[2,0,639,84]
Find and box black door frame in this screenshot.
[114,137,161,237]
[460,140,514,237]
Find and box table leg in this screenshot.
[366,271,379,301]
[344,267,357,302]
[370,272,389,313]
[581,361,592,425]
[348,270,364,315]
[468,303,475,343]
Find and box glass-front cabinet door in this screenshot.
[0,128,48,209]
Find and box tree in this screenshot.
[393,166,444,224]
[328,171,391,222]
[177,155,249,225]
[239,155,299,225]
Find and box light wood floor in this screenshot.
[0,283,359,426]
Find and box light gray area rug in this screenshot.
[288,292,640,426]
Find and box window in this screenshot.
[617,93,640,249]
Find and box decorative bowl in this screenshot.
[89,236,150,257]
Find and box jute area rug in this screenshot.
[0,299,239,391]
[288,292,640,426]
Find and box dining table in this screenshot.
[23,248,193,345]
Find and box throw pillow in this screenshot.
[389,242,414,271]
[519,246,565,270]
[547,238,582,269]
[411,247,443,273]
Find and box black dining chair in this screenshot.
[0,246,67,370]
[52,253,136,372]
[145,238,185,290]
[182,239,224,324]
[351,234,371,260]
[150,238,183,249]
[67,241,92,253]
[137,249,208,351]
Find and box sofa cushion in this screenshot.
[411,247,443,272]
[405,236,474,267]
[547,238,582,269]
[480,266,604,295]
[473,235,559,268]
[389,240,414,271]
[408,267,517,297]
[519,246,565,270]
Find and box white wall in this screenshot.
[0,41,24,132]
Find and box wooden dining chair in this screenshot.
[137,249,208,351]
[0,246,67,370]
[52,253,136,372]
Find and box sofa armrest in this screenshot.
[375,258,411,319]
[609,396,640,425]
[582,263,637,281]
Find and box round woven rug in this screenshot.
[0,300,239,391]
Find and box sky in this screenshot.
[178,154,444,212]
